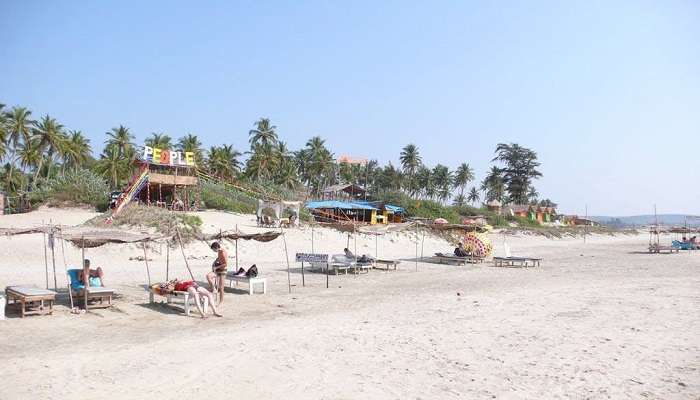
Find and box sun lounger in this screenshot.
[5,286,56,318]
[433,253,483,265]
[225,272,267,295]
[373,259,400,271]
[492,244,542,267]
[148,286,210,316]
[67,269,114,310]
[648,244,679,254]
[331,254,374,274]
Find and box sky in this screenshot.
[1,0,698,216]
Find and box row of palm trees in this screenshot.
[1,103,551,208]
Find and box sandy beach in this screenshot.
[1,208,698,399]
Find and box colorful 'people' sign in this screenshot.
[142,146,195,166]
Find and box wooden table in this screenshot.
[373,259,400,271]
[5,286,57,318]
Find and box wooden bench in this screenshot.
[373,259,400,271]
[149,289,209,317]
[493,257,542,268]
[5,286,56,318]
[225,273,267,295]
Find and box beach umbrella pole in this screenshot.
[282,231,291,293]
[176,228,196,281]
[59,235,74,310]
[165,243,170,281]
[81,236,87,310]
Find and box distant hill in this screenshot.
[591,214,700,227]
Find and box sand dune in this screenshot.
[1,208,698,399]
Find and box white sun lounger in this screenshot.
[149,288,209,317]
[225,272,267,295]
[492,244,542,268]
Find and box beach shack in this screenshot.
[503,204,557,225]
[306,200,380,224]
[110,145,200,218]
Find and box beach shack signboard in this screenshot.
[295,253,328,263]
[142,146,196,167]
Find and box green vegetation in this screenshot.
[86,204,203,241]
[1,101,560,221]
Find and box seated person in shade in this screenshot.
[78,259,104,287]
[454,242,470,257]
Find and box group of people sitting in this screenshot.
[679,236,699,249]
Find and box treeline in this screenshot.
[0,102,555,212]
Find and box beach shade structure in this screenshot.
[434,218,448,225]
[59,228,161,310]
[462,232,493,258]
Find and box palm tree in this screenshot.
[245,143,279,182]
[432,164,453,204]
[0,104,7,161]
[399,144,421,195]
[275,161,300,190]
[95,145,129,189]
[303,136,335,195]
[527,186,539,204]
[177,134,203,166]
[453,163,474,199]
[467,187,480,206]
[248,118,278,148]
[63,130,91,172]
[481,166,505,203]
[4,107,35,186]
[16,138,42,174]
[416,166,433,199]
[105,125,134,157]
[145,132,172,150]
[32,115,67,179]
[207,145,242,181]
[452,193,466,207]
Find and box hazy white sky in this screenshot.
[1,1,698,216]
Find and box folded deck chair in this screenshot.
[67,269,114,310]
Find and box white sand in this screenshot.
[1,208,698,399]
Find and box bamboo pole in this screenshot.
[235,225,239,271]
[282,230,292,293]
[82,236,87,310]
[175,227,196,281]
[60,235,74,310]
[50,221,58,291]
[42,220,49,289]
[165,241,170,281]
[142,242,152,286]
[415,224,418,272]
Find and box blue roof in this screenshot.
[305,200,378,210]
[385,204,405,213]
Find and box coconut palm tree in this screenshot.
[453,163,474,199]
[432,164,453,204]
[95,144,130,189]
[399,144,421,195]
[416,165,433,199]
[275,160,300,190]
[32,115,68,179]
[63,130,91,172]
[0,104,7,161]
[16,138,42,174]
[452,193,466,207]
[145,132,172,150]
[177,134,203,166]
[206,145,242,181]
[4,106,35,186]
[105,125,134,157]
[467,187,480,206]
[248,118,278,148]
[245,143,279,182]
[527,186,539,204]
[303,136,335,195]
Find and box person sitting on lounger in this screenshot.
[78,259,104,287]
[206,242,228,304]
[232,264,258,278]
[343,248,374,263]
[454,243,469,257]
[171,279,223,319]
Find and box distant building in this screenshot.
[503,204,557,224]
[486,200,502,214]
[321,183,366,200]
